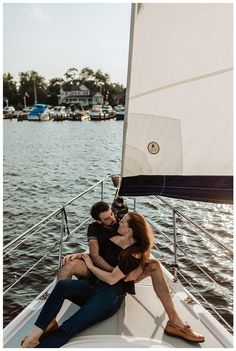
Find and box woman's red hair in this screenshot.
[118,212,154,266]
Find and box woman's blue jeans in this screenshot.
[35,279,125,348]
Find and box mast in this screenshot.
[33,79,37,104]
[121,4,136,177]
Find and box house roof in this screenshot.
[61,84,103,97]
[62,93,103,99]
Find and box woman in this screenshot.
[21,212,154,348]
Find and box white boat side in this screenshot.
[3,265,233,348]
[27,114,50,121]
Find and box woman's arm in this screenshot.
[82,253,125,285]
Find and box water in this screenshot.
[3,119,233,330]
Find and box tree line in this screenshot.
[3,67,126,108]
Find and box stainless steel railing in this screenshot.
[137,195,233,332]
[3,175,111,295]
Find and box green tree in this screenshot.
[63,68,79,88]
[3,73,18,107]
[18,70,47,106]
[3,66,126,109]
[94,69,110,85]
[79,67,94,83]
[107,82,125,106]
[47,77,64,106]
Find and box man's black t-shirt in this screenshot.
[87,221,138,294]
[87,221,119,257]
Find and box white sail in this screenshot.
[120,4,233,203]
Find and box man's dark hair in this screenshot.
[90,201,110,220]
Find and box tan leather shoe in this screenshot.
[164,321,205,343]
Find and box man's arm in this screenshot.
[89,240,114,272]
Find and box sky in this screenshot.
[3,2,132,85]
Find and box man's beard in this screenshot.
[105,219,117,227]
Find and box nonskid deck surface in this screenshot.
[60,277,232,348]
[3,272,233,348]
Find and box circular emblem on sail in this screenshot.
[147,142,160,154]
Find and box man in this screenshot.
[58,201,204,343]
[58,202,118,280]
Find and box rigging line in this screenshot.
[62,207,70,236]
[159,176,166,196]
[3,215,57,258]
[156,185,232,191]
[3,253,49,295]
[130,67,233,100]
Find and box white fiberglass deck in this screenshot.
[3,266,233,348]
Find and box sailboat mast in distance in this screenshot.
[120,3,233,204]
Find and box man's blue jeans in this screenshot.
[35,279,125,348]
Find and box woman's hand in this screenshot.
[81,253,94,269]
[123,264,144,282]
[62,253,82,265]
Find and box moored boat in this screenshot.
[90,105,107,120]
[102,104,115,119]
[115,105,125,120]
[68,109,90,121]
[28,104,51,121]
[51,106,68,121]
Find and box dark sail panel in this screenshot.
[119,175,233,204]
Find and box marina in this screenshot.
[3,104,123,122]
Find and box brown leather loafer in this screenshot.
[164,321,205,343]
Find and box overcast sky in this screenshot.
[3,2,131,85]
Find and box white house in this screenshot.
[58,84,103,107]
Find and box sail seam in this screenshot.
[130,67,233,100]
[159,176,165,196]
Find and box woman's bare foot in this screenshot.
[20,320,58,347]
[21,337,39,348]
[20,326,43,348]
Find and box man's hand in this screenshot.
[123,265,144,282]
[81,253,94,270]
[62,253,83,265]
